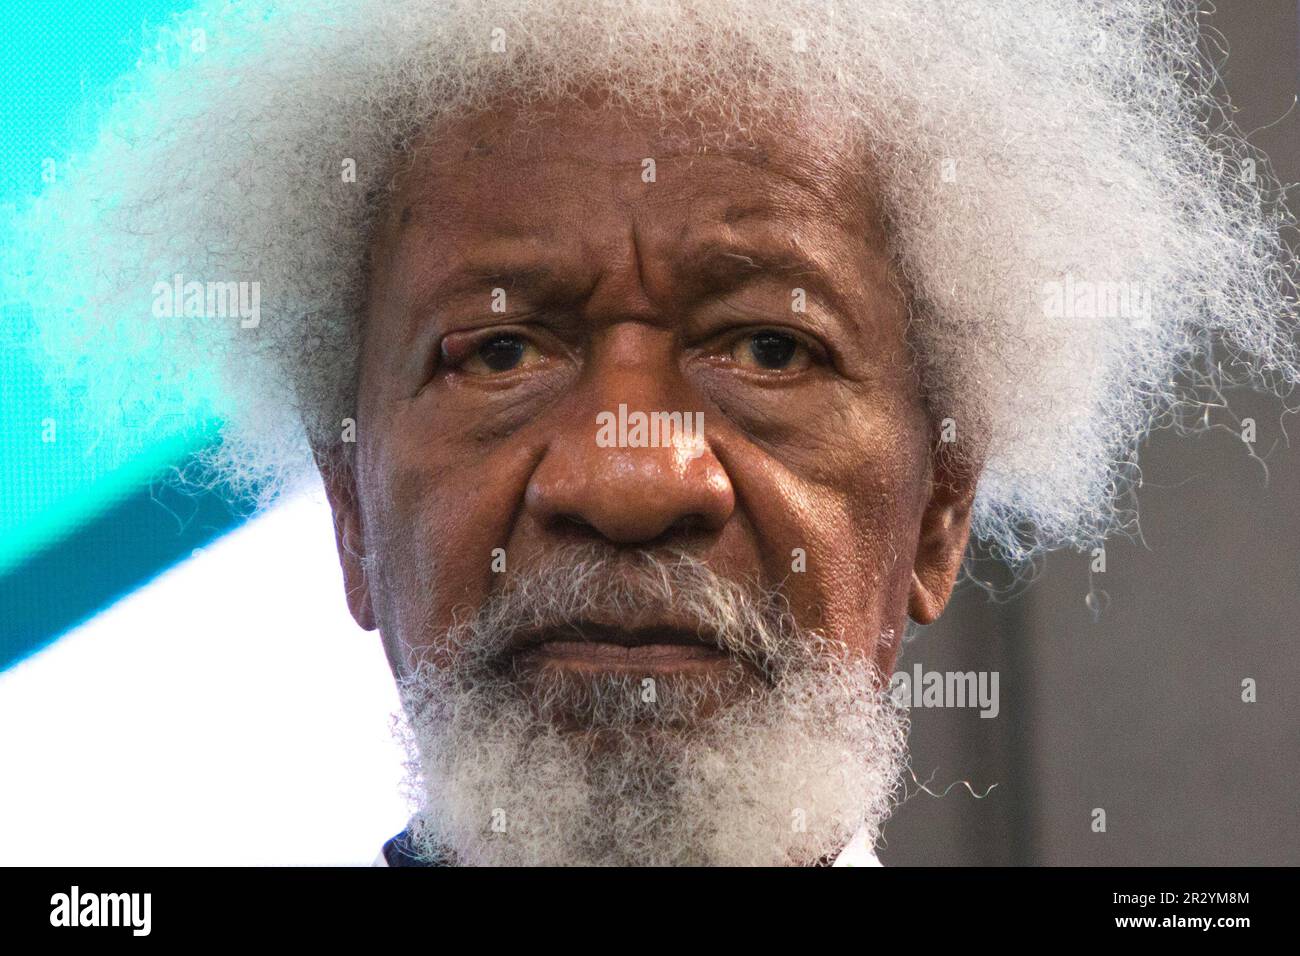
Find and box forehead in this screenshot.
[376,95,884,255]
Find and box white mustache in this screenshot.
[417,544,838,685]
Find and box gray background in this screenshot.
[881,0,1300,867]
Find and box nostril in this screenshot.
[549,510,715,549]
[549,512,598,539]
[671,513,712,534]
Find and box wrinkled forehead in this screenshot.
[371,89,887,255]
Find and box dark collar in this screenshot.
[382,828,451,867]
[383,828,842,866]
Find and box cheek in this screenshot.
[356,401,542,661]
[721,395,931,660]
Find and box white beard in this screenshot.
[393,547,909,866]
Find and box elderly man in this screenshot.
[10,0,1298,866]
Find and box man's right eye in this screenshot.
[475,335,527,372]
[444,333,544,376]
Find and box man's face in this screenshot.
[323,94,976,863]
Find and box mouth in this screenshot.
[511,623,735,675]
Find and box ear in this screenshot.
[315,445,377,631]
[908,451,979,625]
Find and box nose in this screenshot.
[526,407,735,545]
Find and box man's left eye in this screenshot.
[730,330,811,371]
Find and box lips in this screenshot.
[510,623,732,673]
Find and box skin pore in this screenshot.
[319,89,977,711]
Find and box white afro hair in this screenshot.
[6,0,1298,562]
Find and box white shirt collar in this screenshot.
[830,825,883,867]
[373,825,880,866]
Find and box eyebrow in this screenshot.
[422,237,854,321]
[426,260,581,312]
[681,244,819,286]
[675,241,853,319]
